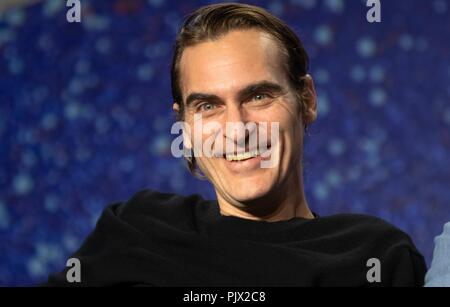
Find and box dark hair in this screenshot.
[170,2,310,175]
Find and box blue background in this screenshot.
[1,0,450,286]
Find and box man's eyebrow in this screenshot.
[237,80,286,99]
[185,93,222,108]
[184,81,286,108]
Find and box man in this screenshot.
[425,222,450,287]
[46,3,426,286]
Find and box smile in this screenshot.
[225,149,260,162]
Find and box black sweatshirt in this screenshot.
[46,189,426,287]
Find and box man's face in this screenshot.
[178,30,306,208]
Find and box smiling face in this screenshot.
[176,29,316,215]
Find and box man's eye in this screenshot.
[198,103,215,112]
[252,93,271,102]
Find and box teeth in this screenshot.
[225,149,259,161]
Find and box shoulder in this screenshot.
[119,189,205,214]
[425,222,450,286]
[319,213,403,232]
[317,213,418,248]
[318,214,426,279]
[103,189,208,231]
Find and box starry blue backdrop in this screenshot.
[1,0,450,286]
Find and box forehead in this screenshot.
[179,30,287,99]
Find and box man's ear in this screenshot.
[300,74,318,126]
[173,102,180,113]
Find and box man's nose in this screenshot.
[224,102,245,123]
[223,104,253,145]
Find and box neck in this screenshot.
[216,171,314,222]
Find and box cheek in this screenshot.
[276,113,304,160]
[268,103,302,138]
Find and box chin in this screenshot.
[226,176,275,203]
